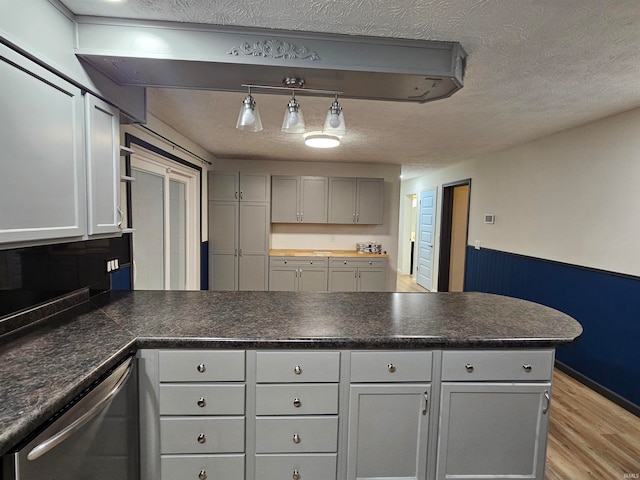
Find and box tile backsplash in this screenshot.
[0,235,130,319]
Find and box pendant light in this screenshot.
[236,88,263,132]
[281,92,306,134]
[322,94,346,137]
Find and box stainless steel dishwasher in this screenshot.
[2,356,138,480]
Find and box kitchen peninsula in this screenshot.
[0,290,582,480]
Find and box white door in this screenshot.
[416,189,436,290]
[130,148,200,290]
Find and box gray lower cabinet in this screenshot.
[328,258,387,292]
[208,172,270,291]
[435,350,554,480]
[269,257,328,291]
[347,351,433,480]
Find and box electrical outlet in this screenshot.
[475,240,481,250]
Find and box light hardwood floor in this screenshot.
[395,274,640,479]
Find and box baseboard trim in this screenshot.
[555,361,640,418]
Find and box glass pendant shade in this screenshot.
[322,98,346,136]
[236,94,263,132]
[281,97,306,134]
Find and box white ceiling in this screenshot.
[60,0,640,177]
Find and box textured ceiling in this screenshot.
[60,0,640,177]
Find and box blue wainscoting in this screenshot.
[111,265,132,291]
[465,246,640,409]
[201,241,209,290]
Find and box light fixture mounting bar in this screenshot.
[241,84,343,96]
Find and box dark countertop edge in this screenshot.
[0,339,137,457]
[134,336,572,349]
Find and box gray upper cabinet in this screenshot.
[271,176,328,223]
[0,43,86,246]
[85,94,121,236]
[208,172,270,291]
[328,177,384,225]
[209,172,270,202]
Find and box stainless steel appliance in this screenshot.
[2,357,138,480]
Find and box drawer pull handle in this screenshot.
[198,470,207,480]
[293,398,302,408]
[197,363,206,373]
[294,365,302,375]
[293,433,301,444]
[465,363,474,373]
[387,363,396,373]
[523,364,532,373]
[197,433,206,444]
[293,470,300,480]
[197,397,206,408]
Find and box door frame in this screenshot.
[438,179,471,292]
[126,136,201,290]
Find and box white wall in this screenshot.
[401,106,640,287]
[213,159,402,290]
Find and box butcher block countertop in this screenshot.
[269,249,389,258]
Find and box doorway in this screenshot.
[416,188,436,290]
[438,180,470,292]
[130,147,200,290]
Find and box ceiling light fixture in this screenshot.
[323,94,346,137]
[281,91,306,134]
[304,133,340,149]
[236,87,263,132]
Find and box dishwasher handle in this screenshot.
[27,357,134,461]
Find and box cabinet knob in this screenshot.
[197,363,206,373]
[293,398,302,408]
[293,433,301,444]
[284,260,288,264]
[294,365,302,375]
[198,470,208,480]
[369,261,373,265]
[197,433,206,444]
[465,363,474,373]
[197,397,206,408]
[292,470,300,480]
[523,364,532,373]
[343,261,347,265]
[387,363,396,373]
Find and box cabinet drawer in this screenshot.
[256,351,340,383]
[160,384,245,415]
[159,350,245,382]
[255,417,338,453]
[160,417,245,454]
[350,351,432,382]
[329,258,386,268]
[270,257,329,267]
[255,454,337,480]
[441,350,554,381]
[161,454,245,480]
[256,384,338,415]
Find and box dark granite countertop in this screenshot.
[0,290,582,456]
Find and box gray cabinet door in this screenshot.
[85,94,121,236]
[328,268,358,292]
[347,384,430,480]
[436,382,551,480]
[328,177,357,224]
[239,202,269,291]
[358,268,387,292]
[271,176,300,223]
[240,173,270,202]
[298,267,328,291]
[269,266,299,291]
[208,202,238,290]
[356,178,384,224]
[208,172,239,202]
[0,44,86,245]
[300,176,328,223]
